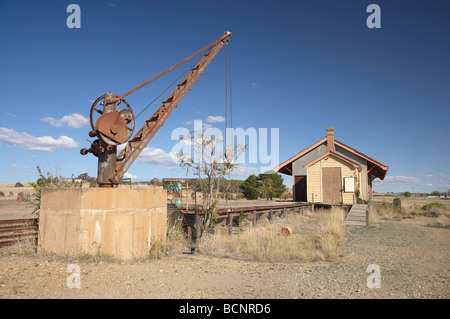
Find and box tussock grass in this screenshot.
[6,237,38,256]
[149,217,186,259]
[369,202,395,221]
[6,241,121,264]
[370,198,450,227]
[199,208,346,262]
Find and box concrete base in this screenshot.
[38,187,167,260]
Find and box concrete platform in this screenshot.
[38,187,167,260]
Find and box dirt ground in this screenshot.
[0,198,449,299]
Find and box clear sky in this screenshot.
[0,0,449,193]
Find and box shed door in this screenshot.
[294,175,307,202]
[322,167,341,204]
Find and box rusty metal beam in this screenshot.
[192,202,313,215]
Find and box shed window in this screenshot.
[344,177,355,192]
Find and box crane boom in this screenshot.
[81,31,231,187]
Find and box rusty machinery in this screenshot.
[80,31,232,187]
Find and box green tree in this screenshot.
[76,172,97,187]
[258,175,274,200]
[150,177,159,186]
[240,174,260,200]
[257,173,287,200]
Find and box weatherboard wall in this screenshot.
[306,155,358,204]
[291,142,367,203]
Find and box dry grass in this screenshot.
[4,209,349,263]
[148,217,186,259]
[198,208,346,262]
[5,238,37,256]
[370,197,450,227]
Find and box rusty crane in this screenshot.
[80,31,232,187]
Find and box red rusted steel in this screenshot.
[192,202,313,215]
[0,218,36,225]
[96,92,119,187]
[81,32,231,187]
[119,33,229,100]
[111,32,232,185]
[95,112,129,145]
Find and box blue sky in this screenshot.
[0,0,449,193]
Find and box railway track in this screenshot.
[0,218,38,248]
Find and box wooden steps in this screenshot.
[345,204,367,227]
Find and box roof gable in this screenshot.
[274,134,388,180]
[274,137,327,175]
[303,151,362,171]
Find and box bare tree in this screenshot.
[175,130,245,238]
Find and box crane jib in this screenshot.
[80,31,232,187]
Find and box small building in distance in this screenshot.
[274,127,388,205]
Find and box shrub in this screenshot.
[393,198,402,213]
[28,166,75,218]
[148,218,185,258]
[421,202,446,211]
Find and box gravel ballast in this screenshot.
[0,220,448,299]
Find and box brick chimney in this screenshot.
[326,127,335,152]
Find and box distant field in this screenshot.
[0,183,34,220]
[373,195,450,210]
[0,199,34,220]
[1,184,448,222]
[370,195,450,228]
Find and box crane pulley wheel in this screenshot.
[90,94,135,146]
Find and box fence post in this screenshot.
[252,210,257,227]
[366,202,371,227]
[228,213,233,235]
[187,227,192,244]
[366,208,369,227]
[194,213,201,243]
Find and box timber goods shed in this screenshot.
[274,127,388,205]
